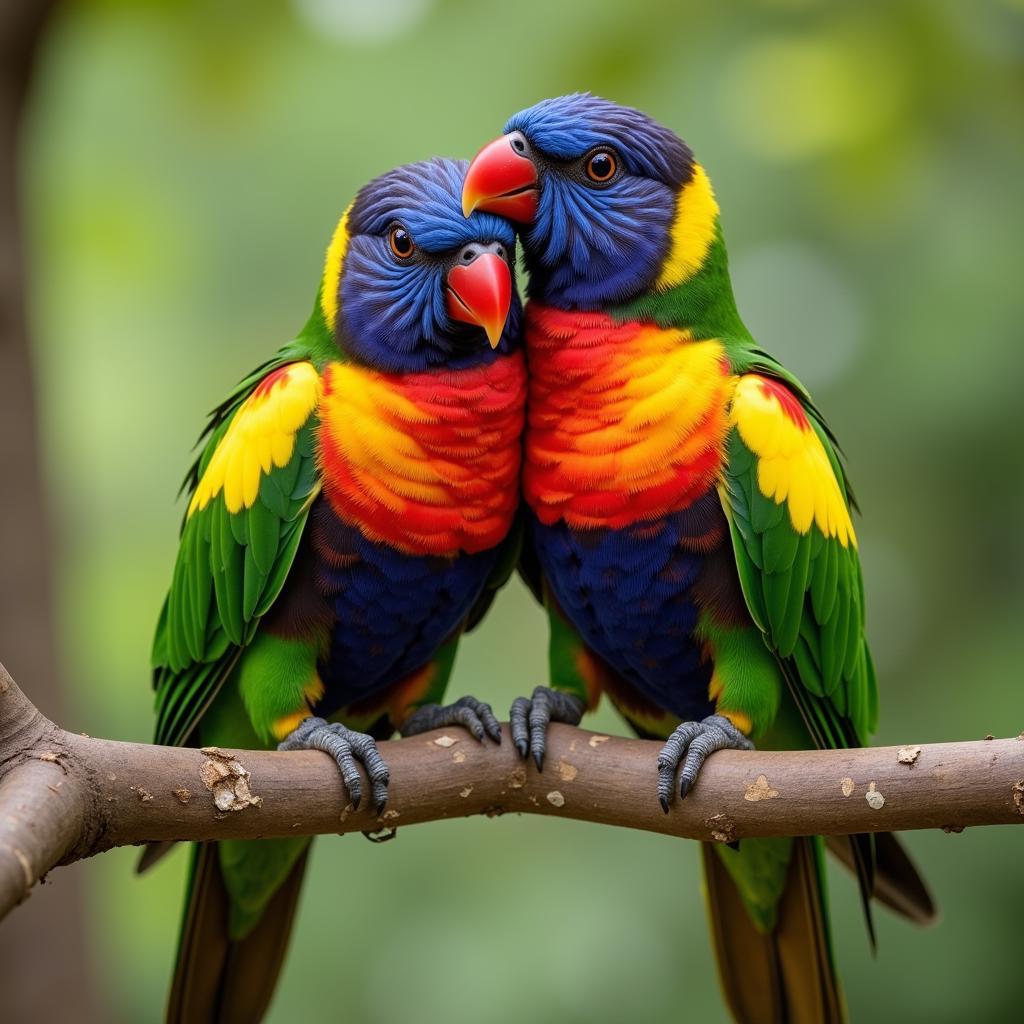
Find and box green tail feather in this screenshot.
[167,841,309,1024]
[703,837,845,1024]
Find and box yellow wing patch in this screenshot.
[654,163,720,292]
[731,374,856,548]
[189,361,322,517]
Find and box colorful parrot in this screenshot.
[148,158,525,1023]
[463,94,934,1023]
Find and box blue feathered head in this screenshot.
[463,94,705,309]
[321,158,521,373]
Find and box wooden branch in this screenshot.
[1,660,1022,921]
[0,760,86,918]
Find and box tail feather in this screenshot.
[136,840,177,874]
[167,842,308,1024]
[826,831,936,927]
[703,838,845,1024]
[846,831,877,950]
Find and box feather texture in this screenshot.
[152,156,528,1023]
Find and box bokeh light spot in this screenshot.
[292,0,433,44]
[719,33,907,161]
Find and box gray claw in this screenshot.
[401,695,502,744]
[509,686,586,771]
[657,714,753,811]
[510,697,531,758]
[278,716,391,813]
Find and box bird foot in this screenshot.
[277,717,390,814]
[401,695,502,744]
[657,714,754,812]
[509,685,586,771]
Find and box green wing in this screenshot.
[721,365,878,751]
[722,362,881,939]
[151,347,321,748]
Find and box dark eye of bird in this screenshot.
[389,225,415,259]
[586,150,617,183]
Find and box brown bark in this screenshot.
[2,661,1022,922]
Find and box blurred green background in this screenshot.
[19,0,1023,1019]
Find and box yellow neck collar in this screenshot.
[319,204,353,329]
[654,163,719,293]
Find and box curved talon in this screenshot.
[657,714,754,812]
[510,696,531,758]
[400,695,501,744]
[509,686,586,771]
[278,717,391,814]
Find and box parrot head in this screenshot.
[462,94,719,309]
[321,158,520,372]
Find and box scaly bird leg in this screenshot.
[277,717,391,814]
[401,695,502,744]
[657,714,754,812]
[509,685,586,771]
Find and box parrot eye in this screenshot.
[388,225,415,260]
[585,149,618,184]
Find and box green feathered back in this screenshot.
[151,341,320,748]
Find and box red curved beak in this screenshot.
[462,135,539,223]
[446,252,512,349]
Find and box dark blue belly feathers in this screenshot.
[311,501,498,710]
[532,494,734,723]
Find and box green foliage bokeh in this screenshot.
[22,0,1023,1019]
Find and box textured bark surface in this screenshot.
[2,661,1022,922]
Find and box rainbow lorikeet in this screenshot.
[463,94,934,1023]
[149,158,525,1023]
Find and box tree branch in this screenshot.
[1,660,1022,921]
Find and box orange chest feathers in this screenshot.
[317,353,527,556]
[523,305,734,530]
